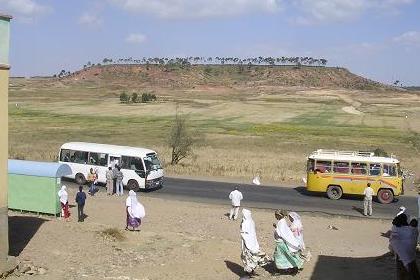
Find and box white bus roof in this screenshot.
[60,142,156,157]
[308,149,399,164]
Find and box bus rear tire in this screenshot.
[75,173,86,185]
[377,189,394,204]
[327,185,343,200]
[127,180,140,192]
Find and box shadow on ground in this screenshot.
[311,253,394,280]
[8,215,48,256]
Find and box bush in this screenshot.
[131,92,139,103]
[373,148,388,157]
[141,93,157,103]
[119,92,130,103]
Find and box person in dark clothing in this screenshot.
[75,185,87,222]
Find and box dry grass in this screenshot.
[8,77,420,185]
[98,227,126,242]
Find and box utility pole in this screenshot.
[0,13,12,275]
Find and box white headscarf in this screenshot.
[289,212,305,250]
[397,206,406,217]
[276,218,301,253]
[126,190,145,219]
[240,209,260,254]
[57,185,68,204]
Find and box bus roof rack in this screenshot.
[313,149,375,157]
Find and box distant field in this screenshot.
[8,75,420,185]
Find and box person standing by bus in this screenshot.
[229,186,243,220]
[116,166,124,196]
[87,168,97,196]
[106,166,113,195]
[363,183,374,216]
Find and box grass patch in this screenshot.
[98,227,126,241]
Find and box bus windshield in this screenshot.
[144,153,162,172]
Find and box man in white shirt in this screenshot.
[363,183,374,216]
[229,186,243,220]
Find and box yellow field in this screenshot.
[8,76,420,185]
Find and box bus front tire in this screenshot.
[377,189,394,204]
[75,173,86,185]
[327,185,343,200]
[127,180,140,192]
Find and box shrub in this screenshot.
[131,92,139,103]
[119,92,130,103]
[373,148,388,157]
[141,93,157,103]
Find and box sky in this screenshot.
[1,0,420,85]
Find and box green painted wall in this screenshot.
[0,18,10,65]
[8,174,61,215]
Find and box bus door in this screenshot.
[350,162,368,194]
[368,163,382,192]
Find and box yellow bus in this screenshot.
[306,149,403,204]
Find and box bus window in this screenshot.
[60,149,71,162]
[89,152,108,166]
[315,160,331,173]
[351,162,367,175]
[383,164,397,177]
[121,156,144,171]
[333,161,350,174]
[369,163,381,176]
[74,151,88,164]
[307,159,315,172]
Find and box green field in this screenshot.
[8,74,420,184]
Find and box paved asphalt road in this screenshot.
[66,177,418,219]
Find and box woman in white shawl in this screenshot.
[125,190,145,231]
[57,185,70,220]
[240,209,269,275]
[288,212,305,250]
[389,214,420,279]
[273,209,304,273]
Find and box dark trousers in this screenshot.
[113,179,116,194]
[77,204,85,222]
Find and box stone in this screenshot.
[38,267,47,275]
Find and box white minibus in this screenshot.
[59,142,164,191]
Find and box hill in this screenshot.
[61,64,390,90]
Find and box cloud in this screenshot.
[78,13,103,27]
[125,33,147,44]
[393,31,420,46]
[0,0,51,22]
[109,0,283,19]
[292,0,413,24]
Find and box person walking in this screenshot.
[125,190,145,231]
[58,185,70,221]
[106,166,114,195]
[116,166,124,196]
[75,185,87,222]
[229,186,243,220]
[363,183,374,216]
[240,209,269,276]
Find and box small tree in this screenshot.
[373,148,388,157]
[168,113,194,165]
[120,92,130,103]
[131,92,139,103]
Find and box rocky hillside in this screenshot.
[62,64,389,90]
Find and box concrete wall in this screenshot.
[0,14,11,274]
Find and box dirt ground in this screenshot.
[7,186,409,280]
